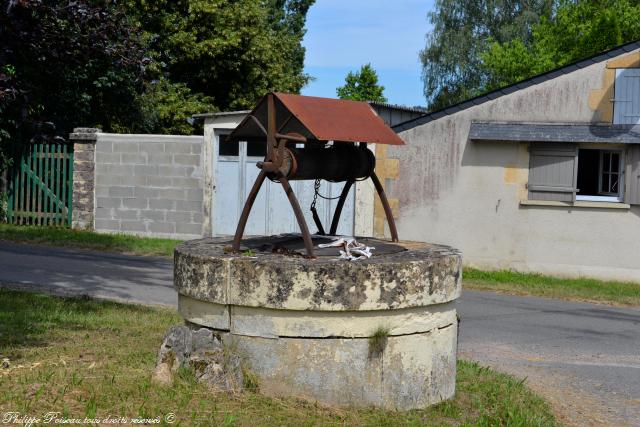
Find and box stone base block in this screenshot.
[223,324,457,410]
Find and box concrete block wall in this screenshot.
[93,133,204,239]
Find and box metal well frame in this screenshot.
[229,93,402,258]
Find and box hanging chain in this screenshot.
[310,179,321,211]
[309,142,352,212]
[310,179,341,212]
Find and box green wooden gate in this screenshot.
[6,141,74,226]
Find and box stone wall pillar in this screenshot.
[70,128,99,229]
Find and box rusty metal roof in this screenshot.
[228,92,405,145]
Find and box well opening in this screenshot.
[237,234,408,257]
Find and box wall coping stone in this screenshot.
[98,133,202,142]
[70,128,100,142]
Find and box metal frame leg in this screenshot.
[371,172,399,242]
[279,177,315,258]
[329,179,354,235]
[232,171,267,252]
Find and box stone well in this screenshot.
[173,235,462,410]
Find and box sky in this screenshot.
[301,0,435,108]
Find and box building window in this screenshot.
[601,151,621,195]
[576,149,623,202]
[527,143,627,204]
[246,138,267,157]
[218,134,239,156]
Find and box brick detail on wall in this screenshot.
[93,134,204,239]
[70,128,99,229]
[373,144,400,238]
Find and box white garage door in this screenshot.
[213,134,355,236]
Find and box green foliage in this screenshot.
[222,413,238,427]
[420,0,554,110]
[0,64,17,172]
[0,1,146,133]
[367,325,390,358]
[480,0,640,92]
[0,191,7,223]
[123,0,314,115]
[0,0,147,172]
[139,79,215,135]
[421,0,640,109]
[0,0,315,159]
[478,39,547,90]
[336,64,387,102]
[242,368,260,392]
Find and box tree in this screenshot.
[480,0,640,91]
[0,0,316,155]
[336,64,387,102]
[265,0,315,90]
[420,0,554,110]
[140,78,214,135]
[0,0,147,169]
[122,0,315,116]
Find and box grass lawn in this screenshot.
[464,268,640,307]
[0,289,558,427]
[0,223,181,257]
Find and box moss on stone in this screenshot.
[368,326,390,358]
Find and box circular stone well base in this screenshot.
[173,236,462,410]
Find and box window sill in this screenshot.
[520,200,631,209]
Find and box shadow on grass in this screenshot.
[0,224,182,257]
[0,288,159,356]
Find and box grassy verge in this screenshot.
[2,223,637,307]
[0,288,557,426]
[464,268,640,306]
[1,223,638,307]
[0,224,181,257]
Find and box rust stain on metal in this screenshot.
[275,93,405,145]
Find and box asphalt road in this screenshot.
[1,241,638,426]
[0,241,175,306]
[458,291,640,426]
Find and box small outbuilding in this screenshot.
[386,40,640,281]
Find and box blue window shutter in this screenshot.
[614,69,640,125]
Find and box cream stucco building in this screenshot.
[382,41,640,282]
